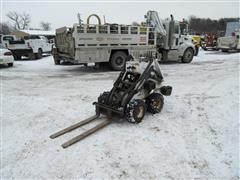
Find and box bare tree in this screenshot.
[0,22,14,34]
[40,22,51,31]
[6,11,31,30]
[21,13,31,29]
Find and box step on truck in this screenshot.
[53,11,196,70]
[6,35,54,60]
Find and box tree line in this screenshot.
[188,16,240,35]
[0,11,52,34]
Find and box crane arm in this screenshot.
[146,11,166,36]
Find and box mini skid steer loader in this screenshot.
[50,55,172,148]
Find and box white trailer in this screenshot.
[6,35,54,60]
[53,11,195,70]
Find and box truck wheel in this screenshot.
[54,56,60,65]
[36,49,42,59]
[182,48,194,63]
[126,99,146,124]
[28,53,36,60]
[110,51,127,71]
[146,93,164,114]
[13,55,21,60]
[8,63,13,67]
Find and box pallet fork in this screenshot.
[50,105,113,148]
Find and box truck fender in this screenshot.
[178,42,195,56]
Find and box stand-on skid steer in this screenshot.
[50,55,172,148]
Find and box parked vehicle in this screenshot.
[0,34,17,48]
[202,33,218,50]
[6,35,54,60]
[0,44,14,67]
[217,21,240,52]
[53,11,195,70]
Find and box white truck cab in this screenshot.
[147,11,196,63]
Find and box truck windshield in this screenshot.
[3,36,14,41]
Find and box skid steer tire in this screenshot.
[182,48,194,63]
[98,91,110,104]
[126,99,146,124]
[110,51,127,71]
[146,93,164,114]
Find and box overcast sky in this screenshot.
[1,1,239,30]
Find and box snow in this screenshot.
[13,30,55,36]
[1,50,239,179]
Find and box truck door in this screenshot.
[171,22,180,49]
[39,36,50,52]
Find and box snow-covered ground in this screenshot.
[1,50,239,179]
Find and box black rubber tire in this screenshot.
[36,49,42,59]
[182,48,194,63]
[53,56,60,65]
[52,48,60,65]
[222,49,228,52]
[28,53,36,60]
[110,51,127,71]
[13,55,21,60]
[8,63,13,67]
[98,91,110,104]
[126,99,146,124]
[146,93,164,114]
